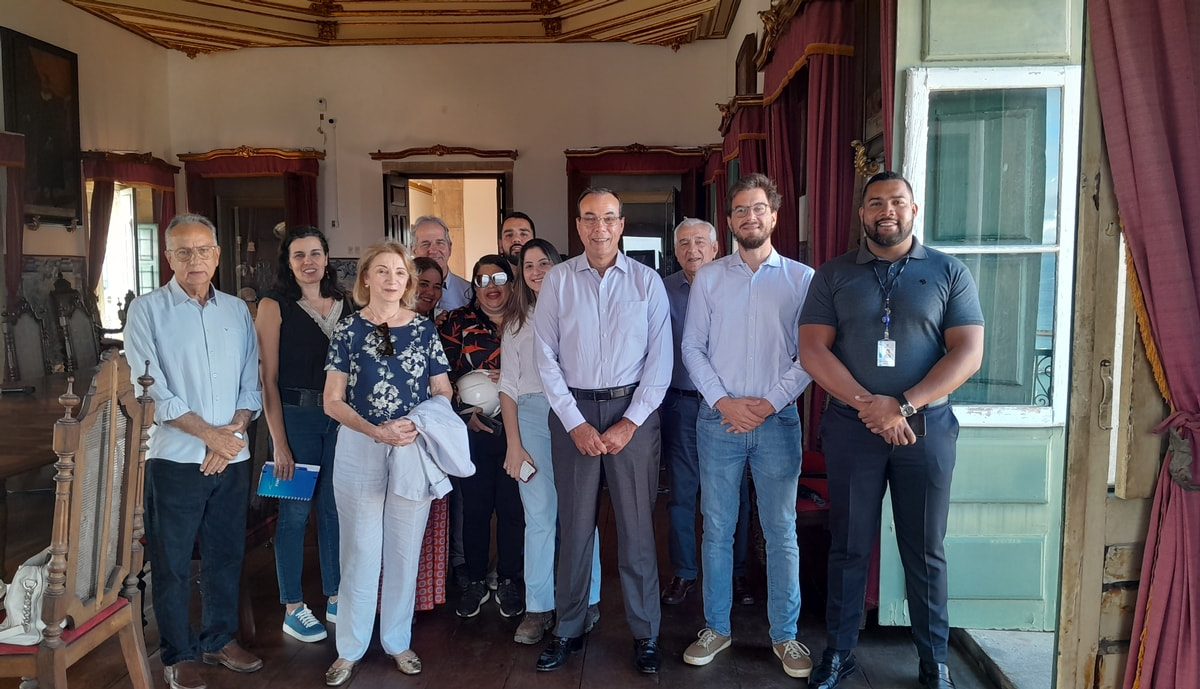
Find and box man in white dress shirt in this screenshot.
[533,187,671,675]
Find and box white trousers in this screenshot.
[332,426,432,660]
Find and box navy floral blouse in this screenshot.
[325,311,450,425]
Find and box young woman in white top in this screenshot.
[499,238,602,645]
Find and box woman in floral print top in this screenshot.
[322,241,451,684]
[437,254,527,620]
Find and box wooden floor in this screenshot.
[1,472,996,689]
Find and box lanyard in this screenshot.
[872,257,910,340]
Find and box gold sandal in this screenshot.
[393,650,423,675]
[325,658,358,686]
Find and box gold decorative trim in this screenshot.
[851,140,882,178]
[370,145,519,161]
[754,0,809,71]
[317,21,338,41]
[716,95,765,134]
[531,0,561,12]
[542,18,562,37]
[564,143,709,159]
[310,1,343,17]
[409,180,434,195]
[178,146,326,162]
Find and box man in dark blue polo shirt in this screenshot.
[798,171,984,689]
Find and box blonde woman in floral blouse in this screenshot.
[321,242,452,685]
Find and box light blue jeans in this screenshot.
[517,393,601,613]
[697,401,802,643]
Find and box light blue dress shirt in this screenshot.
[663,270,697,391]
[681,249,814,412]
[533,252,672,431]
[124,279,262,464]
[439,271,472,312]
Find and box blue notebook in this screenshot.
[257,462,320,500]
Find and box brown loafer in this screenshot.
[202,640,263,673]
[164,660,206,689]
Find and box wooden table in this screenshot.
[0,373,78,577]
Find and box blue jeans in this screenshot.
[697,401,802,643]
[145,458,250,666]
[662,390,751,578]
[516,393,601,613]
[273,404,340,604]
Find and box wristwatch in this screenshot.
[897,395,917,418]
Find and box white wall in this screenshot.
[165,40,734,254]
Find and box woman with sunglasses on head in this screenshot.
[322,242,452,685]
[255,227,349,645]
[437,254,526,620]
[499,239,603,645]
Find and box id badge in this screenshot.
[877,339,896,367]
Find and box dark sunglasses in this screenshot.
[375,322,394,357]
[473,272,509,288]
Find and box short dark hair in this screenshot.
[577,187,623,217]
[499,211,537,240]
[413,256,444,281]
[861,170,914,205]
[726,173,782,211]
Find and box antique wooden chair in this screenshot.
[0,351,155,688]
[2,299,50,383]
[49,276,101,375]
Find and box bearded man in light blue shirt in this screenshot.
[680,174,815,680]
[533,187,671,675]
[124,213,263,689]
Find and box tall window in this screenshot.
[97,185,158,330]
[904,66,1081,426]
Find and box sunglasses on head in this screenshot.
[473,272,509,288]
[375,322,394,357]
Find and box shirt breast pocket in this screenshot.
[611,300,648,347]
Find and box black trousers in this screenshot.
[821,402,958,663]
[460,425,525,583]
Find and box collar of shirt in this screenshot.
[166,277,217,306]
[726,246,785,273]
[855,236,928,265]
[572,251,630,276]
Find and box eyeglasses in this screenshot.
[166,245,218,262]
[473,273,509,288]
[731,203,772,218]
[375,322,394,357]
[579,215,622,229]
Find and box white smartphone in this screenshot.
[519,460,537,483]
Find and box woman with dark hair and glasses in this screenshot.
[322,242,452,684]
[438,254,526,620]
[499,239,603,644]
[255,226,350,644]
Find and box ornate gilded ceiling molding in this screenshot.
[716,95,765,133]
[317,21,338,41]
[564,143,709,159]
[542,18,563,37]
[851,140,882,178]
[754,0,807,70]
[531,0,561,12]
[370,145,519,161]
[178,146,326,162]
[310,1,343,17]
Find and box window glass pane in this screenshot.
[950,252,1056,406]
[925,88,1061,247]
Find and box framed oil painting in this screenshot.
[1,28,83,225]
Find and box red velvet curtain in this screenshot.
[184,154,319,231]
[1090,2,1200,687]
[153,189,176,285]
[766,82,808,262]
[880,0,897,167]
[284,172,318,228]
[86,179,115,298]
[704,150,728,241]
[722,105,768,176]
[1,133,24,311]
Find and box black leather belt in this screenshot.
[570,384,638,402]
[280,388,323,407]
[830,395,948,410]
[669,387,701,399]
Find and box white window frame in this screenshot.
[903,65,1081,427]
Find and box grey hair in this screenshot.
[411,216,452,247]
[165,213,218,244]
[673,217,717,245]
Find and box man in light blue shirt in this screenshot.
[681,174,815,679]
[533,187,671,675]
[124,213,262,689]
[411,216,471,311]
[660,218,756,608]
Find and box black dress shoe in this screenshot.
[919,661,956,689]
[809,648,858,689]
[732,575,755,605]
[634,637,661,674]
[536,636,583,672]
[661,576,696,605]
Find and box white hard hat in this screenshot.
[456,370,500,417]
